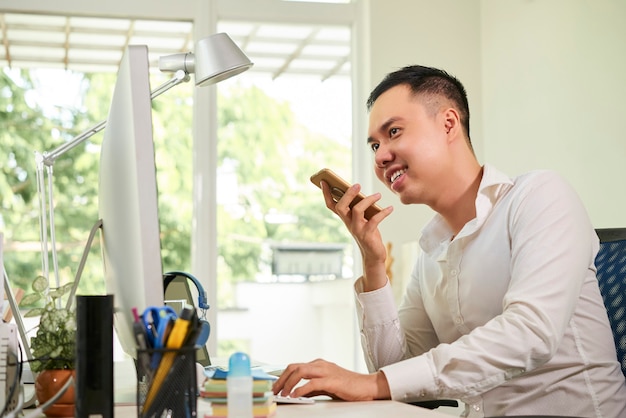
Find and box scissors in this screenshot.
[141,305,178,350]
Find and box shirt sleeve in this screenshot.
[369,171,599,402]
[355,269,440,372]
[354,278,404,372]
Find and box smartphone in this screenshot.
[310,168,382,220]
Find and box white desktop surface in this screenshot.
[113,399,451,418]
[20,394,450,418]
[260,400,451,418]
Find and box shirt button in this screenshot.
[473,404,481,411]
[450,269,458,276]
[455,317,462,324]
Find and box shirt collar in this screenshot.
[419,164,514,254]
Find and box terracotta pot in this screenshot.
[34,369,76,417]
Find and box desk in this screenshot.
[113,400,452,418]
[21,377,456,418]
[108,359,451,417]
[20,360,454,417]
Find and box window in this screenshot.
[0,0,365,371]
[214,19,355,366]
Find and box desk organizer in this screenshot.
[136,346,198,418]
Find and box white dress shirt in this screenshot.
[355,164,626,417]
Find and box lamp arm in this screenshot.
[41,70,190,167]
[150,69,190,99]
[42,120,106,167]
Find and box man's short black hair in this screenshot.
[367,65,471,140]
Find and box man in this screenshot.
[272,65,626,417]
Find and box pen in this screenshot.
[132,307,153,380]
[159,317,175,347]
[142,310,158,348]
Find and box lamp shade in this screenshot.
[159,32,253,86]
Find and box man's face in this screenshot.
[367,84,452,205]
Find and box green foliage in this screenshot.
[1,69,102,294]
[0,69,191,295]
[2,68,352,311]
[1,70,52,286]
[20,276,76,372]
[215,84,351,288]
[151,77,194,273]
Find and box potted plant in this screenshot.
[20,275,76,417]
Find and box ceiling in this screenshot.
[0,12,351,80]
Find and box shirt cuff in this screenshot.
[380,353,439,402]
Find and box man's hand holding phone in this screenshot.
[310,168,383,220]
[310,168,391,292]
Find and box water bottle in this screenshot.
[227,352,253,418]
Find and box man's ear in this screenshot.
[443,108,461,136]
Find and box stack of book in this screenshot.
[201,375,277,418]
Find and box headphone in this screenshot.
[163,271,211,346]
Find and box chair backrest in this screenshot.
[595,228,626,378]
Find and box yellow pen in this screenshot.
[142,306,194,414]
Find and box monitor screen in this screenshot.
[98,45,164,359]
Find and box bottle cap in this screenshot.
[228,352,251,377]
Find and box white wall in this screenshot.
[366,0,626,293]
[481,0,626,227]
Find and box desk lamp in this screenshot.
[36,32,252,290]
[5,32,252,371]
[159,32,253,86]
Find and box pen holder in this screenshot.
[136,346,198,418]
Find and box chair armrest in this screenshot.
[408,399,459,409]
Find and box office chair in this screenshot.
[595,227,626,378]
[409,399,458,410]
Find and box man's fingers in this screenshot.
[273,363,308,396]
[320,181,337,212]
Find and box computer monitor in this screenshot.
[98,45,164,359]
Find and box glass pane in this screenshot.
[215,25,356,369]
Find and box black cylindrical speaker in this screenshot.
[75,295,114,418]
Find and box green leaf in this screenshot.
[58,282,74,295]
[24,307,44,317]
[31,276,48,293]
[19,293,42,306]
